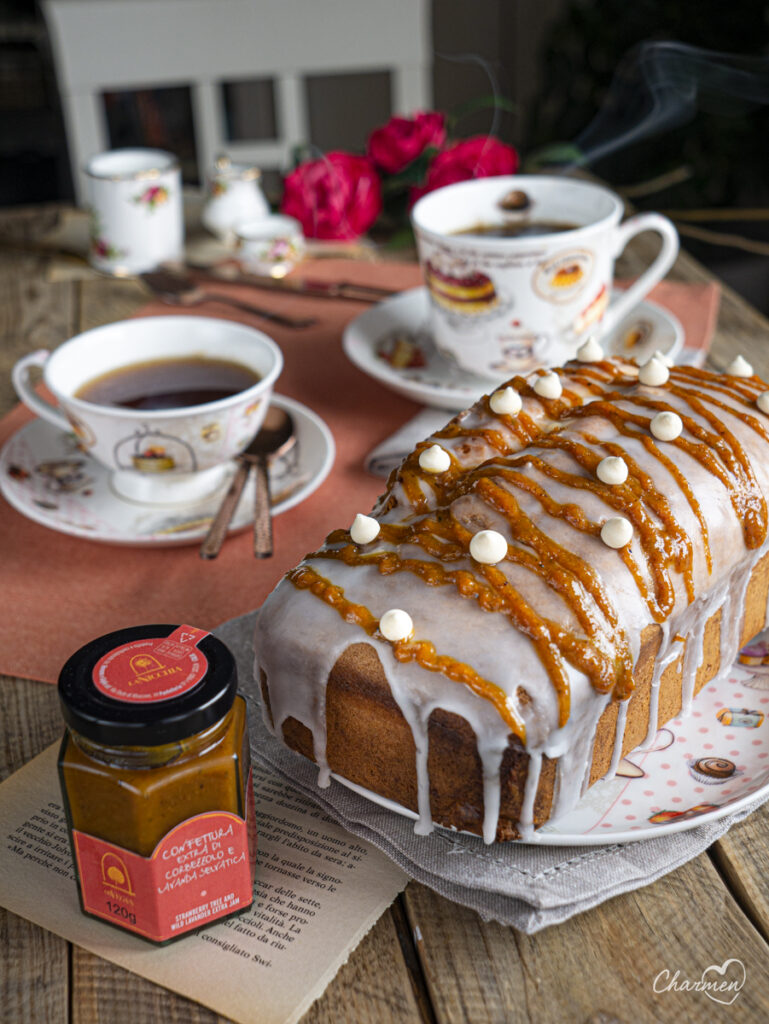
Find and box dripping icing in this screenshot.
[254,358,769,842]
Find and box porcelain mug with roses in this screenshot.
[86,148,184,276]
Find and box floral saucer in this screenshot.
[334,631,769,845]
[0,394,334,546]
[343,286,684,411]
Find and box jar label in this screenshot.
[92,625,210,703]
[72,793,256,942]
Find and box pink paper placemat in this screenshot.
[0,262,719,683]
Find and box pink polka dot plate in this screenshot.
[335,632,769,845]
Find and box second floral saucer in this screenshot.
[343,286,684,410]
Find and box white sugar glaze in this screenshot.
[254,359,769,842]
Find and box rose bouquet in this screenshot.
[280,110,519,244]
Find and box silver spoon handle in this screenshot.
[204,292,316,328]
[200,460,250,559]
[253,454,273,558]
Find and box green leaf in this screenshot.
[448,95,517,132]
[381,225,416,251]
[381,148,441,193]
[523,143,585,171]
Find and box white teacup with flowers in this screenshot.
[236,215,306,278]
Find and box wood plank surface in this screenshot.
[0,239,76,445]
[1,206,769,1024]
[304,903,428,1024]
[78,274,149,332]
[0,678,70,1024]
[0,212,77,1023]
[0,274,72,411]
[71,948,227,1024]
[404,863,769,1024]
[710,802,769,945]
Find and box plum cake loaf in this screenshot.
[254,344,769,842]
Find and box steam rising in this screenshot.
[573,41,769,167]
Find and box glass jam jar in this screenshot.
[57,623,256,943]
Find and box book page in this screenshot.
[0,744,407,1024]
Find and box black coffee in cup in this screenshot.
[453,220,580,239]
[76,356,261,411]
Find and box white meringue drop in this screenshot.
[469,529,508,565]
[576,336,603,362]
[638,355,669,386]
[653,348,674,367]
[418,444,451,473]
[489,386,522,416]
[726,354,753,377]
[379,608,413,642]
[600,516,633,549]
[650,410,683,441]
[350,513,380,545]
[596,456,628,485]
[533,371,563,399]
[757,391,769,414]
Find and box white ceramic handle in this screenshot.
[600,213,680,337]
[11,350,71,432]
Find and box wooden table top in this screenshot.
[1,206,768,1024]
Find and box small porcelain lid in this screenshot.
[212,153,261,181]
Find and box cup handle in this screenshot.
[11,350,72,433]
[599,213,679,338]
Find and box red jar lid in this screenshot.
[58,623,237,746]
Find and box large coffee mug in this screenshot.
[86,148,184,275]
[411,175,679,380]
[12,316,283,505]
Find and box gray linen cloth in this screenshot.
[218,612,767,934]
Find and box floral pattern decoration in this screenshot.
[133,185,170,210]
[88,210,126,262]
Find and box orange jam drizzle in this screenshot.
[289,360,769,733]
[287,565,525,739]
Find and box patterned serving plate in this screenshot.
[334,632,769,845]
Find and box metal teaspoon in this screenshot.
[200,406,296,559]
[141,269,318,329]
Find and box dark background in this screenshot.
[1,0,768,311]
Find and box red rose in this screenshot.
[367,111,446,174]
[410,135,519,204]
[280,152,382,240]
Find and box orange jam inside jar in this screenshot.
[57,623,257,943]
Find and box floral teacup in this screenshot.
[236,215,305,278]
